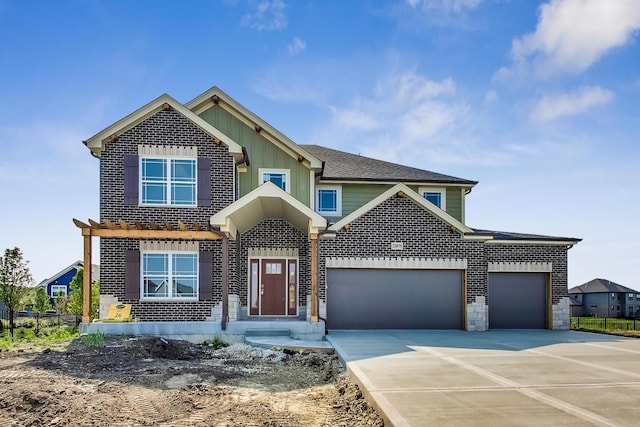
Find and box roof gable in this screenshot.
[302,144,477,185]
[84,94,244,158]
[37,261,83,288]
[329,183,473,233]
[210,181,327,237]
[186,86,323,169]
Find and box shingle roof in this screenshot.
[471,229,581,243]
[300,144,477,185]
[569,279,638,294]
[569,278,639,294]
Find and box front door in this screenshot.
[261,260,286,315]
[250,258,297,316]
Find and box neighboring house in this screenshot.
[75,86,580,334]
[37,261,100,306]
[569,279,640,318]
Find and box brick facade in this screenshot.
[318,194,571,330]
[238,219,310,319]
[99,108,235,321]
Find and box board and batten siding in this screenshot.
[340,184,391,219]
[198,106,311,206]
[446,187,463,222]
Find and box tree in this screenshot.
[33,287,51,333]
[68,268,99,319]
[0,247,33,337]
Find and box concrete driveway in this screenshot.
[327,330,640,426]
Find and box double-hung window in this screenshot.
[50,285,67,298]
[316,186,342,216]
[419,187,446,210]
[259,168,289,192]
[141,157,196,206]
[142,252,198,299]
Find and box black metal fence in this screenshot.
[571,317,640,331]
[0,308,79,331]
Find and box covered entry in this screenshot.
[327,268,464,330]
[488,272,548,329]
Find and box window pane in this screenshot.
[144,277,168,297]
[173,277,197,297]
[171,183,196,205]
[318,189,337,212]
[142,182,167,204]
[423,192,442,208]
[144,254,168,274]
[173,254,197,275]
[264,173,286,190]
[172,159,196,182]
[142,159,166,181]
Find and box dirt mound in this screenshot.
[0,337,384,426]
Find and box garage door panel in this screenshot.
[327,269,463,330]
[489,273,547,329]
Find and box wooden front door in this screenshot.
[249,258,297,316]
[261,259,287,315]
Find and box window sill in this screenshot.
[140,298,199,302]
[138,204,198,208]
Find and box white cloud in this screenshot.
[241,0,287,31]
[508,0,640,78]
[287,37,306,55]
[407,0,482,13]
[530,86,614,122]
[483,89,498,105]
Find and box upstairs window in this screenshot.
[142,252,198,299]
[141,158,196,206]
[316,186,342,216]
[259,168,290,192]
[419,187,446,210]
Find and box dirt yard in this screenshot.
[0,337,383,426]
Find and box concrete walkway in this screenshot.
[327,330,640,426]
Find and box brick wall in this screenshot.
[239,219,310,313]
[319,194,486,304]
[99,107,235,321]
[486,244,568,304]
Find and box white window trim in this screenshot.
[140,156,197,207]
[140,250,199,301]
[50,285,67,298]
[258,168,290,193]
[316,185,342,216]
[418,186,446,210]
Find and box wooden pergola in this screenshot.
[72,218,228,326]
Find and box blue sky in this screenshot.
[0,0,639,289]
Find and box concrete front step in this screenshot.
[245,329,290,337]
[246,336,334,354]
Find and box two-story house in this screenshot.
[569,279,640,318]
[75,86,580,339]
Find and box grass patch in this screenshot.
[0,326,79,351]
[203,336,229,350]
[571,317,640,334]
[81,331,105,346]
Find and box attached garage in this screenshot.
[327,268,464,330]
[488,272,548,329]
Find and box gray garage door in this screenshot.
[489,272,548,329]
[327,269,463,330]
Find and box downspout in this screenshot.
[235,146,250,201]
